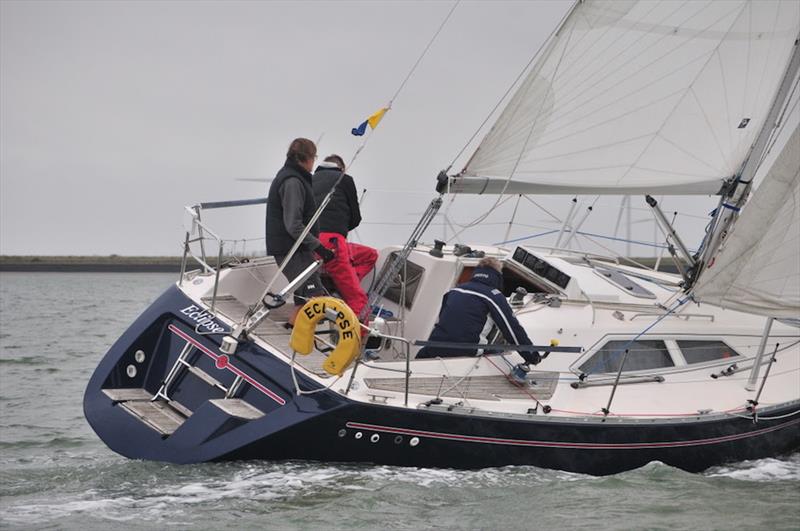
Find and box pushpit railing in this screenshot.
[179,198,267,312]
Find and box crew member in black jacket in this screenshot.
[417,257,534,359]
[312,154,377,321]
[265,138,335,322]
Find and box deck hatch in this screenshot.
[594,267,656,299]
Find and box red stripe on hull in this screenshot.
[345,417,800,450]
[168,323,286,405]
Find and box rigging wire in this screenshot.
[348,0,460,172]
[389,0,460,106]
[248,1,460,317]
[446,15,581,243]
[446,1,578,171]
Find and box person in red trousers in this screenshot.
[312,155,378,322]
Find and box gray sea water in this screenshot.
[1,272,798,530]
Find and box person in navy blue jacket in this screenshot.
[417,257,535,359]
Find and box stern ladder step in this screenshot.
[209,398,265,420]
[182,360,228,391]
[104,388,187,435]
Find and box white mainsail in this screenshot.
[692,124,800,318]
[450,0,800,196]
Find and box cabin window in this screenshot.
[512,247,571,289]
[579,340,673,374]
[677,340,740,364]
[377,252,424,309]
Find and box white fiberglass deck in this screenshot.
[183,246,799,422]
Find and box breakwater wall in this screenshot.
[0,256,184,272]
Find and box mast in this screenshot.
[690,35,800,290]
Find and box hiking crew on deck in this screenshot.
[265,138,335,323]
[312,154,377,321]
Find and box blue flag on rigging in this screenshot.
[351,107,388,136]
[351,120,368,137]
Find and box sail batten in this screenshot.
[456,0,800,196]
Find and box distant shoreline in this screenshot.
[0,256,184,272]
[0,255,679,274]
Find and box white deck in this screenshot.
[179,246,800,422]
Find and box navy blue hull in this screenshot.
[84,286,800,475]
[251,403,800,475]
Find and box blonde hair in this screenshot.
[478,256,503,273]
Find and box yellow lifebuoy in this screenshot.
[289,296,362,376]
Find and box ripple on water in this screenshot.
[0,435,87,451]
[1,460,568,521]
[1,273,799,530]
[705,454,800,481]
[0,356,49,365]
[1,455,799,529]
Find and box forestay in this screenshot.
[692,124,800,318]
[452,0,800,196]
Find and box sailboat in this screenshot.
[84,0,800,475]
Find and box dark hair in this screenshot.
[287,138,317,164]
[323,154,345,170]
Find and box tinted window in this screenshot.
[513,247,571,288]
[579,340,673,374]
[677,340,740,364]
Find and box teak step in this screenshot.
[182,362,227,390]
[103,388,151,402]
[121,400,186,435]
[104,388,187,435]
[209,398,265,420]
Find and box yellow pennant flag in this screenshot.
[367,107,389,129]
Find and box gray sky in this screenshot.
[1,0,718,257]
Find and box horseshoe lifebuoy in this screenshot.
[289,296,362,376]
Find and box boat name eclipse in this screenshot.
[180,304,226,334]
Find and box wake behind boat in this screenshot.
[84,0,800,475]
